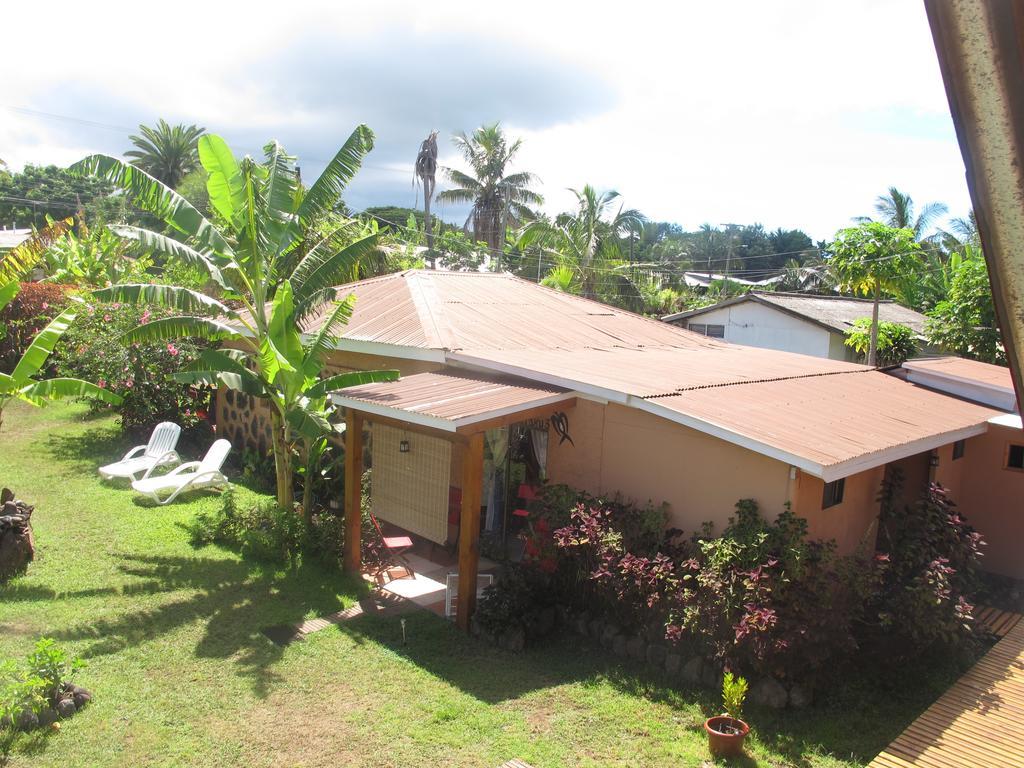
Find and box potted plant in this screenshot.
[704,672,750,758]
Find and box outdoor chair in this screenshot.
[369,512,414,576]
[130,439,231,505]
[98,421,182,481]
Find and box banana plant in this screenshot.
[0,281,122,432]
[73,128,397,511]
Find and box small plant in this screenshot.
[26,637,85,701]
[722,672,748,722]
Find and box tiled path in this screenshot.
[867,609,1024,768]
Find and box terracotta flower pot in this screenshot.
[704,715,750,758]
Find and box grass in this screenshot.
[0,401,965,767]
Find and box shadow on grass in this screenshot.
[337,613,945,767]
[49,552,369,698]
[44,426,129,474]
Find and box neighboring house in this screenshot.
[662,291,931,361]
[681,271,783,290]
[215,271,1024,627]
[0,227,31,253]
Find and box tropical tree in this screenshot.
[414,131,439,256]
[437,123,543,252]
[125,120,206,188]
[0,281,121,431]
[518,185,643,300]
[844,320,919,367]
[926,246,1004,364]
[859,186,948,242]
[41,216,151,286]
[828,222,923,366]
[72,127,397,511]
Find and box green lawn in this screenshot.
[0,401,960,767]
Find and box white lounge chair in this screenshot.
[99,422,182,481]
[131,439,232,505]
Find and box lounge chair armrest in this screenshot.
[153,450,181,466]
[120,445,147,462]
[165,461,201,477]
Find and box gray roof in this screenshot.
[663,292,929,335]
[0,229,31,251]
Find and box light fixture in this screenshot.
[929,454,940,468]
[399,439,410,454]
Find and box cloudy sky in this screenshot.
[3,0,970,241]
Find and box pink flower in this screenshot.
[97,379,106,389]
[104,314,112,322]
[167,343,179,356]
[140,310,151,323]
[41,302,49,310]
[125,380,134,389]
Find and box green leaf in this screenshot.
[302,294,355,375]
[0,218,74,283]
[297,125,374,225]
[92,284,234,316]
[109,226,227,287]
[198,135,245,225]
[307,369,399,399]
[291,232,380,303]
[21,377,123,406]
[0,280,20,315]
[10,307,77,386]
[285,403,333,441]
[70,154,230,255]
[172,369,266,398]
[121,316,244,345]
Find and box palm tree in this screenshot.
[0,280,121,431]
[518,185,643,300]
[73,127,397,512]
[829,222,923,366]
[414,131,439,257]
[125,120,206,188]
[437,123,543,252]
[859,186,948,241]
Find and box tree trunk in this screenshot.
[868,281,881,367]
[270,410,294,512]
[424,190,433,256]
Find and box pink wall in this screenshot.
[791,466,885,555]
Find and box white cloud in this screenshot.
[2,0,970,240]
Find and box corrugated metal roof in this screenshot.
[0,229,31,251]
[651,371,1000,477]
[903,356,1014,390]
[665,291,929,335]
[331,370,571,430]
[315,270,704,351]
[451,344,863,399]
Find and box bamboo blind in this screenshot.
[370,423,451,544]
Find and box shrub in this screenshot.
[844,319,919,366]
[870,471,984,653]
[189,491,303,566]
[0,282,71,373]
[721,672,748,721]
[52,300,211,435]
[1,638,84,751]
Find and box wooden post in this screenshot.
[343,409,363,574]
[456,432,485,632]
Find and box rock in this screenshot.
[612,634,628,657]
[1,488,13,505]
[600,623,620,650]
[626,636,647,661]
[572,611,590,636]
[646,644,667,668]
[55,698,77,718]
[665,652,682,676]
[16,709,39,731]
[681,656,704,684]
[536,606,556,637]
[788,684,812,709]
[699,660,721,689]
[588,618,604,640]
[749,677,788,709]
[36,707,57,727]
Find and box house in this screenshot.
[662,291,931,361]
[0,227,32,253]
[681,271,784,290]
[215,271,1024,627]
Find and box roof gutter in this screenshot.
[924,0,1024,412]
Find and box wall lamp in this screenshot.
[399,439,410,454]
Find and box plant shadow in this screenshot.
[49,552,368,698]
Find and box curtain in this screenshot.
[484,427,509,532]
[530,427,549,481]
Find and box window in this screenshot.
[822,478,845,509]
[688,323,725,338]
[1007,443,1024,471]
[952,440,966,461]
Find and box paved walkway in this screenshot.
[868,610,1024,768]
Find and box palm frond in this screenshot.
[92,284,234,317]
[297,125,374,225]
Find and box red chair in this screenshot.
[369,512,414,575]
[518,483,539,501]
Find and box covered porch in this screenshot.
[330,370,576,630]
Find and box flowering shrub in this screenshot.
[0,282,71,373]
[870,471,984,653]
[52,300,211,435]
